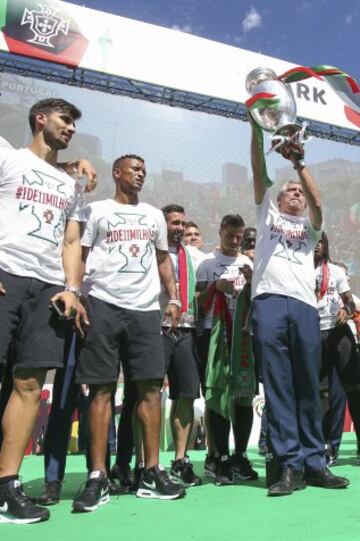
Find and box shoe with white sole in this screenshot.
[136,464,186,500]
[72,471,110,513]
[0,478,49,524]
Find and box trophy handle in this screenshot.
[267,122,311,155]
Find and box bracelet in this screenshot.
[293,159,306,170]
[168,299,181,308]
[64,286,82,298]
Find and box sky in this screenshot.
[65,0,360,82]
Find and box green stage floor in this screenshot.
[3,433,360,540]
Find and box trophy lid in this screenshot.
[245,67,277,94]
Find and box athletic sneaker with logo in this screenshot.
[232,453,259,480]
[171,457,202,486]
[136,464,186,500]
[109,463,134,493]
[72,471,110,513]
[0,479,49,524]
[215,455,234,486]
[204,454,217,479]
[132,462,145,493]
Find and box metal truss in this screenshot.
[1,51,359,146]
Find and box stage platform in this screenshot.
[3,433,360,540]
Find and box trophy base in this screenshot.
[267,122,311,155]
[274,123,304,138]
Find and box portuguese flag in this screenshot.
[205,285,255,421]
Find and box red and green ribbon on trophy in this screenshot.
[277,65,360,114]
[245,64,360,188]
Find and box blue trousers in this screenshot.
[44,335,116,482]
[252,294,326,472]
[44,335,82,482]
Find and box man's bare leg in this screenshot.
[135,379,161,469]
[0,368,46,477]
[89,383,115,473]
[170,398,194,459]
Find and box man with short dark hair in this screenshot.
[315,233,360,465]
[160,204,202,486]
[0,98,86,523]
[72,156,185,513]
[184,221,204,250]
[250,119,349,496]
[196,214,258,486]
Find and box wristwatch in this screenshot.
[168,299,181,308]
[64,286,82,298]
[293,159,306,170]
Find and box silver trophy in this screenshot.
[246,67,310,153]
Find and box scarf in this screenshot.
[316,261,329,300]
[177,243,197,317]
[204,284,255,421]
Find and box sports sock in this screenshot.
[0,474,19,484]
[233,404,253,455]
[207,408,230,457]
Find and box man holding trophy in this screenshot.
[247,67,350,496]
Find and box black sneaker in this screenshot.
[132,463,145,493]
[215,455,234,486]
[110,463,134,493]
[72,471,110,513]
[37,480,62,506]
[204,454,217,479]
[171,457,202,486]
[108,479,127,496]
[232,453,259,480]
[0,479,50,524]
[136,464,186,500]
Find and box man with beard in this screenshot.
[0,99,86,523]
[160,204,202,487]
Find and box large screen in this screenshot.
[1,71,360,291]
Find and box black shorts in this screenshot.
[162,328,200,400]
[320,324,360,390]
[0,268,68,372]
[76,295,165,385]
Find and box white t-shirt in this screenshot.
[196,250,253,329]
[252,191,321,309]
[81,199,168,311]
[159,244,201,328]
[0,147,85,285]
[316,262,350,331]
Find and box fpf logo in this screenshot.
[21,3,69,49]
